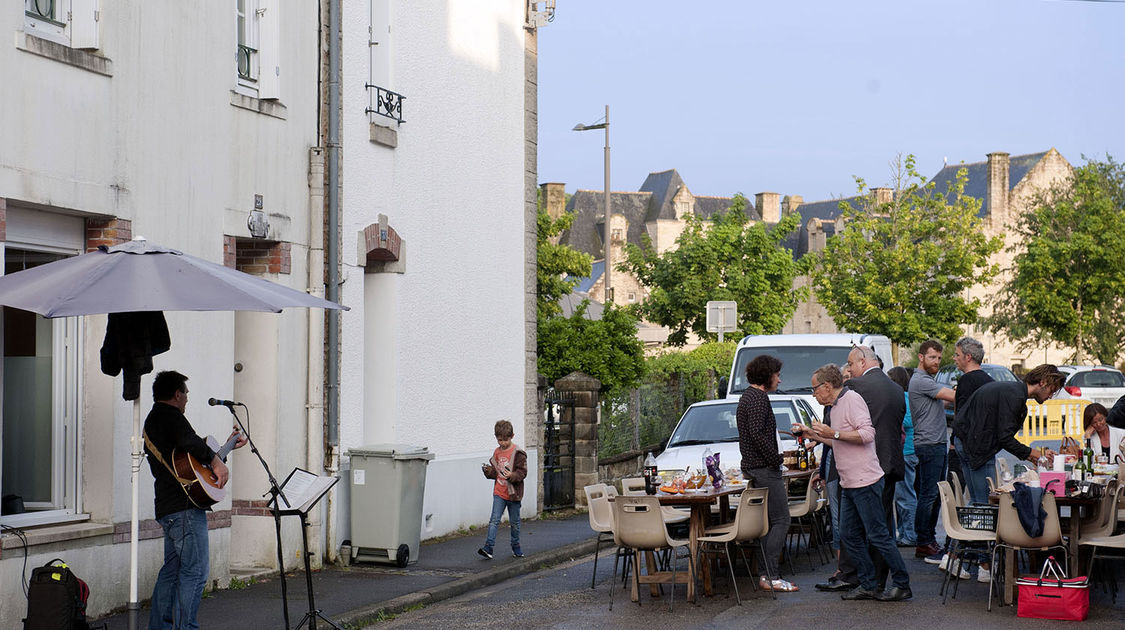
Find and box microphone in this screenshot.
[208,398,239,408]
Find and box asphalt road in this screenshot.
[364,547,1125,629]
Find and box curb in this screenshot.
[335,537,599,628]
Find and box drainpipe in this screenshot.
[324,0,342,559]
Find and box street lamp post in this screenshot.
[573,105,611,305]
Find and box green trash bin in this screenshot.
[348,444,435,567]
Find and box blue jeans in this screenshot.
[895,452,918,544]
[149,508,209,630]
[913,442,947,547]
[484,494,521,553]
[839,479,910,591]
[827,479,841,551]
[954,436,994,505]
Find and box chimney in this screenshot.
[755,192,780,223]
[782,194,803,215]
[807,217,826,252]
[986,152,1010,217]
[540,182,567,221]
[871,187,892,205]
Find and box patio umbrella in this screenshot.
[0,237,346,628]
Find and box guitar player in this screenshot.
[143,370,247,630]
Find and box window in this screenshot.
[24,0,99,49]
[627,292,636,303]
[2,250,83,527]
[236,0,279,98]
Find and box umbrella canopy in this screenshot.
[0,238,345,316]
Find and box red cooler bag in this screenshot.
[1016,556,1088,621]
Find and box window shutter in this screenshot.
[70,0,100,49]
[257,0,281,99]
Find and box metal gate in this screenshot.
[542,390,575,511]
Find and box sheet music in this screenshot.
[275,468,338,513]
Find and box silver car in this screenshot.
[654,396,819,474]
[1060,365,1125,408]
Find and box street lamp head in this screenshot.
[572,122,608,132]
[572,123,588,131]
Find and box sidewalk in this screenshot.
[96,511,598,629]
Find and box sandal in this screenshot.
[760,578,800,592]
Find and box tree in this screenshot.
[809,154,1002,350]
[987,156,1125,365]
[535,191,644,391]
[620,194,806,346]
[536,198,592,321]
[537,302,646,391]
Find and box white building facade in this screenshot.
[0,1,538,623]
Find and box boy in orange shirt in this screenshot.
[478,420,528,559]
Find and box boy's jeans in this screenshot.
[484,494,521,553]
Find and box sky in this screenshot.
[537,0,1125,203]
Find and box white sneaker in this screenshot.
[977,567,992,584]
[945,557,970,580]
[930,553,949,570]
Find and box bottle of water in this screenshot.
[643,452,658,494]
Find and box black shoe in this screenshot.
[877,586,913,602]
[841,586,880,601]
[477,547,493,560]
[815,578,858,592]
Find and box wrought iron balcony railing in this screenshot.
[237,44,258,82]
[365,84,405,124]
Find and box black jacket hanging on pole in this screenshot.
[99,311,171,400]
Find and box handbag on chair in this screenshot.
[1016,556,1088,621]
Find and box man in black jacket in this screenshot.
[816,345,905,592]
[144,371,245,630]
[952,364,1063,504]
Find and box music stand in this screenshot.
[271,468,340,630]
[220,404,294,629]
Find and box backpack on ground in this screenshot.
[23,558,91,630]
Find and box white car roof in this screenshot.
[734,333,886,347]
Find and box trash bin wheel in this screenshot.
[395,544,410,568]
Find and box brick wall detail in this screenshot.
[233,238,291,274]
[0,197,6,241]
[224,235,237,268]
[231,499,275,517]
[86,218,133,252]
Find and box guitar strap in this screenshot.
[142,431,197,487]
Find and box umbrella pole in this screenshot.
[129,397,141,630]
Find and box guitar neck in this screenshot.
[215,432,242,462]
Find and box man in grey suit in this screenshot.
[819,344,905,592]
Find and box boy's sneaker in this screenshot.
[512,549,525,558]
[977,567,992,584]
[477,547,493,560]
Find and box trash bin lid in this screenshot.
[349,443,435,460]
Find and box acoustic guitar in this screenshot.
[170,431,243,509]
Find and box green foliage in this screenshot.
[809,154,1001,347]
[537,302,646,392]
[620,194,807,346]
[536,195,592,321]
[597,342,735,459]
[987,156,1125,365]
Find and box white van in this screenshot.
[725,333,894,419]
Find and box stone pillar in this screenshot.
[554,372,601,506]
[540,182,567,223]
[782,194,803,216]
[871,187,893,205]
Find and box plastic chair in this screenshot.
[1079,484,1125,602]
[695,487,772,605]
[989,490,1067,611]
[621,476,690,525]
[948,470,965,507]
[936,481,995,604]
[584,484,615,589]
[788,477,828,568]
[1079,479,1119,533]
[609,495,696,611]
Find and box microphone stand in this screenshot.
[223,404,293,630]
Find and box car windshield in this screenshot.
[1069,370,1125,388]
[730,346,852,394]
[983,366,1020,382]
[666,400,812,448]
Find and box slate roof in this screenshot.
[927,152,1047,217]
[558,169,756,258]
[783,195,866,259]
